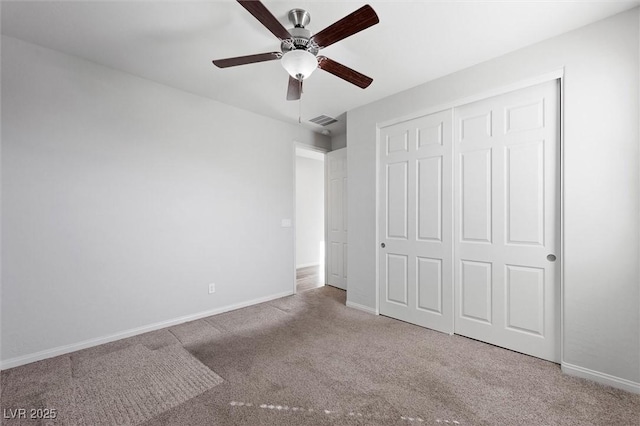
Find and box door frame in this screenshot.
[292,142,328,294]
[374,69,565,362]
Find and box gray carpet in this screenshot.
[19,344,223,425]
[1,287,639,425]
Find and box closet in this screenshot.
[378,80,560,362]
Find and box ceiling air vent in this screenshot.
[309,114,338,127]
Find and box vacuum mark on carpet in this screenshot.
[44,345,223,425]
[229,401,461,424]
[401,416,461,424]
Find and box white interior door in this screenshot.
[378,110,453,334]
[453,80,560,362]
[327,148,347,290]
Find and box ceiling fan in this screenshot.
[212,1,379,101]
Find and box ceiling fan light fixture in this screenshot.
[281,50,317,80]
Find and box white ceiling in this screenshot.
[2,0,638,136]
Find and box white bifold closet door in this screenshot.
[378,80,560,362]
[378,110,454,334]
[453,80,560,362]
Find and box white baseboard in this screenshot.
[296,262,320,269]
[562,362,640,394]
[346,300,378,315]
[0,290,293,370]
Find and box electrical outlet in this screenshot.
[208,283,215,294]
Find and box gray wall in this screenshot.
[331,133,347,151]
[1,36,329,365]
[347,9,639,388]
[295,155,324,267]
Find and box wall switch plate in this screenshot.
[281,218,292,228]
[208,283,215,294]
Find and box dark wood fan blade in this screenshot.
[310,4,379,49]
[212,52,281,68]
[237,0,291,40]
[287,76,302,101]
[317,56,373,89]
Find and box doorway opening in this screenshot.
[295,147,326,293]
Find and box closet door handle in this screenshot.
[547,254,556,262]
[380,243,386,248]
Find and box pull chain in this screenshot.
[298,93,302,124]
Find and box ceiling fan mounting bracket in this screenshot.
[288,9,311,28]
